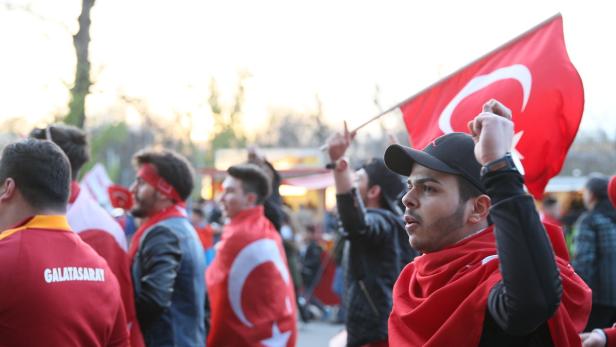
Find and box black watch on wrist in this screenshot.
[480,153,518,177]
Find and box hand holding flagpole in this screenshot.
[325,121,357,161]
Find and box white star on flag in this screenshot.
[511,131,525,175]
[260,322,291,347]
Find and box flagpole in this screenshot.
[348,12,562,134]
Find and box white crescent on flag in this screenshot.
[438,64,532,134]
[227,238,291,328]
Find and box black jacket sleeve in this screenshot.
[135,225,182,330]
[336,188,391,244]
[485,170,563,335]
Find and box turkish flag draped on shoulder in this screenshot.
[400,14,583,198]
[206,206,297,347]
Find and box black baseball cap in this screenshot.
[383,132,486,194]
[361,158,405,215]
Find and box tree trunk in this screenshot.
[65,0,95,128]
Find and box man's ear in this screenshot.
[467,194,491,224]
[154,190,172,204]
[246,192,258,206]
[0,178,16,203]
[367,185,381,201]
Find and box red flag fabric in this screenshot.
[67,183,145,347]
[400,14,583,198]
[312,252,340,306]
[206,206,297,347]
[605,325,616,347]
[108,184,133,210]
[608,175,616,209]
[388,223,591,346]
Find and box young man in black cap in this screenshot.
[325,124,417,347]
[385,100,590,346]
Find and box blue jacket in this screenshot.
[132,217,206,347]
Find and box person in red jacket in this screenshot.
[0,139,128,346]
[206,164,297,346]
[30,124,143,347]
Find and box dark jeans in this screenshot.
[585,303,616,331]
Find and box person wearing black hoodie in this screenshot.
[325,124,418,347]
[573,175,616,331]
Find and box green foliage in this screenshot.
[205,75,248,165]
[80,122,129,181]
[63,0,96,129]
[64,91,87,128]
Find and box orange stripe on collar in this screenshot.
[0,215,72,241]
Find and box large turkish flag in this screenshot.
[206,206,297,347]
[400,14,583,198]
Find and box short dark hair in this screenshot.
[29,124,89,180]
[227,164,272,204]
[543,196,558,208]
[132,149,195,201]
[586,175,608,201]
[192,207,205,218]
[362,158,405,213]
[456,175,483,202]
[0,139,70,210]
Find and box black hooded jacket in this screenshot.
[337,188,417,346]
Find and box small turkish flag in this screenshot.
[400,14,583,198]
[107,184,133,210]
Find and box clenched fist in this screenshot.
[467,99,515,165]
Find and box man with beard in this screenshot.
[385,100,591,346]
[325,123,417,347]
[0,139,128,346]
[128,149,205,347]
[206,164,297,347]
[30,124,143,346]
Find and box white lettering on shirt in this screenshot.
[43,267,105,283]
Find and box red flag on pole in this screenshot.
[399,14,583,198]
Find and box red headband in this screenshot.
[137,163,184,202]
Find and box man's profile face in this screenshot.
[582,188,594,210]
[401,164,468,253]
[219,176,253,220]
[190,212,205,227]
[129,176,158,218]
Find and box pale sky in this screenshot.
[1,0,614,141]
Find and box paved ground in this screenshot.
[297,320,345,347]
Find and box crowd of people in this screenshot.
[0,99,615,346]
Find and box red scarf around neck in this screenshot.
[127,204,186,263]
[388,223,591,347]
